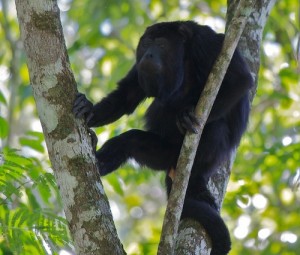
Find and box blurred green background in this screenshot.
[0,0,299,254]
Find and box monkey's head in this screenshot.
[136,22,193,101]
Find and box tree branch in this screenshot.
[14,0,125,254]
[0,0,22,147]
[157,1,254,254]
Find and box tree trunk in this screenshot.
[174,0,276,254]
[14,0,125,254]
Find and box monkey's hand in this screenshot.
[176,106,200,134]
[73,93,94,125]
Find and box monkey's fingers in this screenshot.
[73,93,93,118]
[176,108,200,134]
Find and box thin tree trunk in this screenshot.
[157,1,254,254]
[0,0,22,147]
[14,1,125,254]
[173,0,276,254]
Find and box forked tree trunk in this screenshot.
[174,0,276,254]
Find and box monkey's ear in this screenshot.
[179,24,193,42]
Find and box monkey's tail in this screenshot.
[181,198,231,255]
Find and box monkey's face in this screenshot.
[136,24,186,101]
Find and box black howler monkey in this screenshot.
[73,21,253,255]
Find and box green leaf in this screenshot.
[106,174,124,196]
[0,90,7,105]
[19,137,44,153]
[0,117,8,138]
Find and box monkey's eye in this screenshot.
[141,38,152,48]
[155,38,168,49]
[157,43,165,49]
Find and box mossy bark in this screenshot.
[15,1,125,254]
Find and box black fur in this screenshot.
[73,21,253,255]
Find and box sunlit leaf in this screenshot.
[0,117,9,138]
[105,174,124,196]
[0,90,7,105]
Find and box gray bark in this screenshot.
[173,0,276,254]
[14,0,126,254]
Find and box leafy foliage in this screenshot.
[0,148,72,254]
[0,0,299,254]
